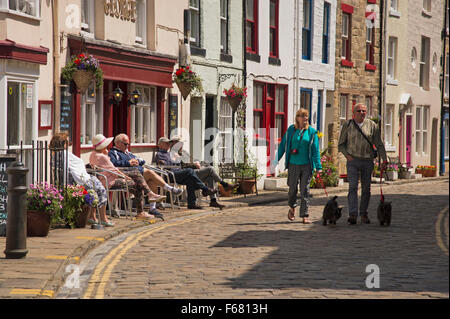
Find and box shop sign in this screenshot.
[104,0,137,22]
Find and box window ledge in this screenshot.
[387,78,398,86]
[365,63,376,71]
[133,43,147,49]
[0,8,41,22]
[220,53,233,63]
[385,145,396,152]
[268,56,281,66]
[422,9,432,18]
[80,30,95,39]
[341,59,354,68]
[389,9,401,18]
[190,46,206,57]
[246,52,261,63]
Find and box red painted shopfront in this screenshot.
[68,37,176,156]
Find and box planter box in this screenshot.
[385,170,398,181]
[27,210,51,237]
[218,184,233,197]
[398,171,412,179]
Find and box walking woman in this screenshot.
[275,108,322,223]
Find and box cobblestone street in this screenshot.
[69,179,450,299]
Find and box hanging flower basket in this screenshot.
[226,96,243,112]
[173,66,203,100]
[72,70,95,92]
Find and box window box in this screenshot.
[220,53,233,63]
[341,59,353,68]
[268,56,281,66]
[389,8,401,18]
[365,63,376,71]
[246,52,261,63]
[190,46,206,57]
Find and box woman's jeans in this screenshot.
[287,163,312,217]
[346,158,374,217]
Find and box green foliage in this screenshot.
[173,65,203,94]
[61,53,104,89]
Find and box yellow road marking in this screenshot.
[45,256,80,261]
[10,289,54,298]
[75,236,105,242]
[435,206,449,256]
[83,214,214,299]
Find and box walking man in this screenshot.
[338,103,387,224]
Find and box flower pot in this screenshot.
[175,80,192,100]
[239,179,256,194]
[27,210,51,237]
[415,168,424,176]
[218,184,233,197]
[385,170,398,181]
[72,70,94,92]
[75,205,90,228]
[398,171,412,179]
[226,96,242,112]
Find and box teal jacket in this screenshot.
[275,124,322,171]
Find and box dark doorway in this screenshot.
[205,96,215,163]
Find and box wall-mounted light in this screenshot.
[109,86,124,105]
[128,89,141,106]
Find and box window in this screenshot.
[253,82,264,137]
[81,0,94,33]
[384,104,393,146]
[269,0,278,58]
[445,54,449,98]
[341,12,352,63]
[411,47,417,69]
[339,94,348,128]
[189,0,200,47]
[422,0,431,12]
[135,0,147,45]
[218,98,233,162]
[81,84,103,146]
[365,96,373,118]
[322,2,330,63]
[365,13,375,65]
[220,0,229,53]
[444,119,449,159]
[419,36,430,90]
[302,0,313,60]
[246,0,258,53]
[391,0,398,10]
[415,106,429,155]
[130,85,157,144]
[4,0,39,17]
[300,89,312,124]
[7,82,34,146]
[387,37,397,80]
[274,86,287,143]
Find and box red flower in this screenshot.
[176,69,182,76]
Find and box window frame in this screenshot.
[422,0,431,12]
[300,88,313,124]
[80,0,95,34]
[387,37,397,81]
[135,0,147,45]
[444,118,449,160]
[419,36,430,90]
[322,2,330,64]
[80,84,103,147]
[415,106,429,155]
[445,53,449,98]
[339,94,348,128]
[269,0,279,58]
[302,0,313,61]
[3,0,40,18]
[365,12,375,67]
[246,0,259,54]
[253,82,264,140]
[365,96,373,118]
[384,104,394,147]
[341,9,353,67]
[130,85,157,146]
[220,0,229,54]
[189,0,201,48]
[274,85,287,143]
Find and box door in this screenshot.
[204,96,215,163]
[406,115,412,166]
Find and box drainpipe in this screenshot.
[439,0,449,175]
[52,0,60,134]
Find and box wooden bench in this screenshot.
[218,163,258,197]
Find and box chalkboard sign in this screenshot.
[168,94,178,136]
[0,156,17,237]
[60,85,73,141]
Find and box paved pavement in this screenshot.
[0,176,448,299]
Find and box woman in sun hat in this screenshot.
[89,134,157,220]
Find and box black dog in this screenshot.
[322,196,343,225]
[377,195,392,226]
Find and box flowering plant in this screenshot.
[27,182,64,213]
[310,154,339,188]
[398,163,412,172]
[223,84,247,100]
[173,65,203,95]
[61,53,104,89]
[386,163,398,172]
[62,185,99,228]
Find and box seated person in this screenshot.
[155,137,217,210]
[169,136,234,210]
[108,133,184,212]
[89,134,163,220]
[49,132,113,227]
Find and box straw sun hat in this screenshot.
[92,134,114,151]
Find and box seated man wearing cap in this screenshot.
[169,136,234,210]
[108,133,184,214]
[155,137,217,210]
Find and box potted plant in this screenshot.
[173,65,203,100]
[27,182,64,237]
[398,163,412,179]
[415,165,424,176]
[384,163,399,181]
[223,84,247,112]
[61,53,103,92]
[63,185,99,228]
[423,165,436,177]
[310,153,339,188]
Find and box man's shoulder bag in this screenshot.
[351,120,378,159]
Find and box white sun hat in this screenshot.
[92,134,114,151]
